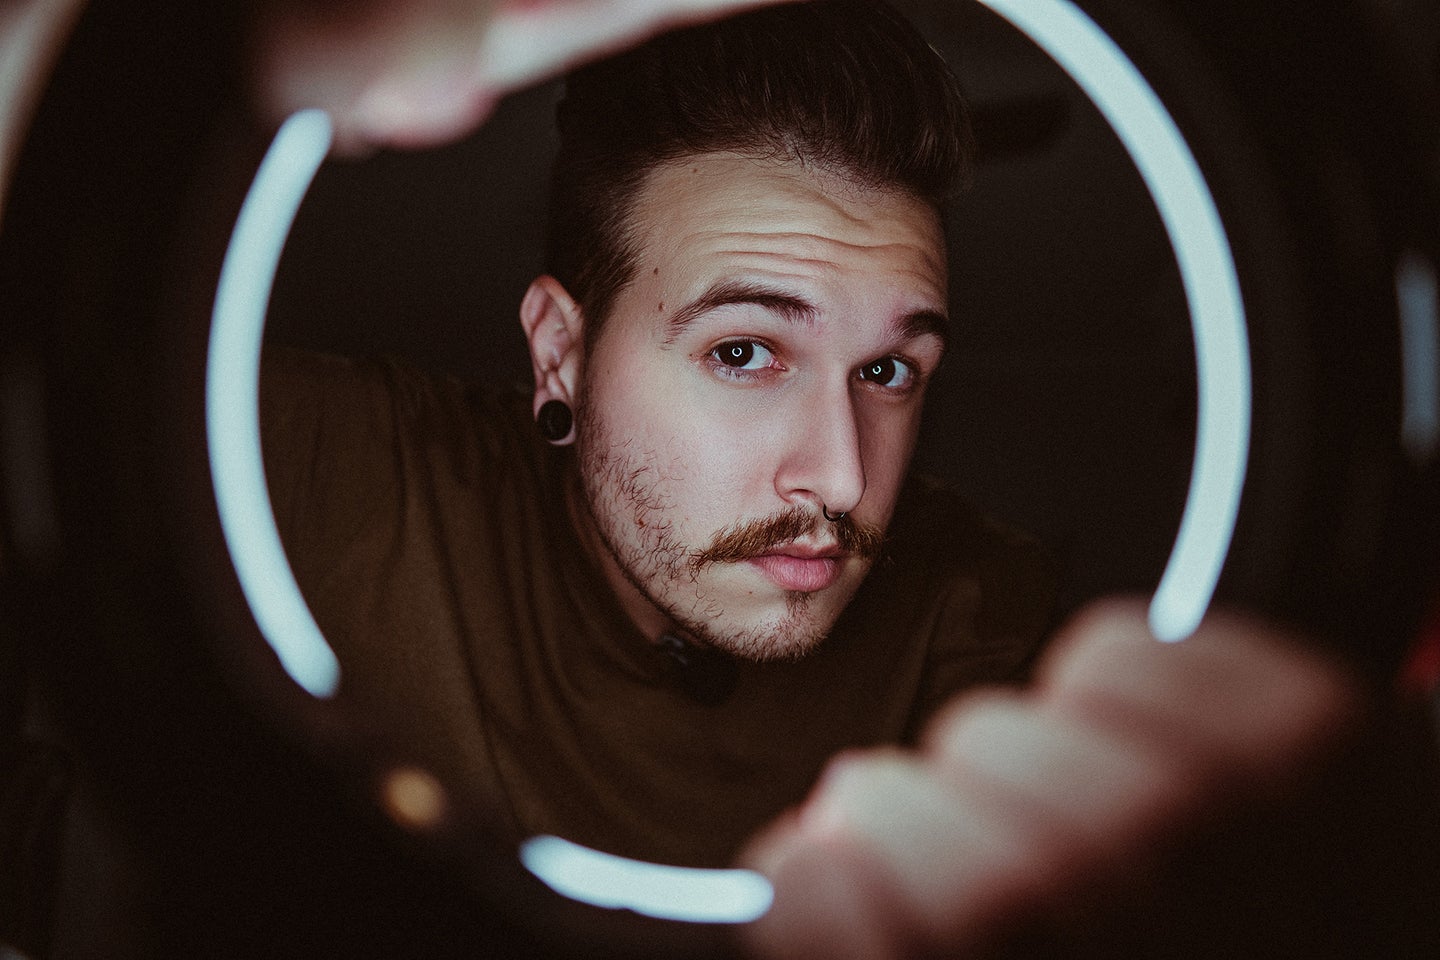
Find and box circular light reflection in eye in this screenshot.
[208,108,340,697]
[979,0,1252,642]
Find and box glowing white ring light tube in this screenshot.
[978,0,1252,642]
[520,836,774,923]
[207,109,340,698]
[207,0,1252,919]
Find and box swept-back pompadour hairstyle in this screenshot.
[544,0,973,342]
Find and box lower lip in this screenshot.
[748,555,841,592]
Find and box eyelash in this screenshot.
[857,355,920,393]
[706,339,783,381]
[703,339,927,394]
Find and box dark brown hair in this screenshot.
[544,0,974,343]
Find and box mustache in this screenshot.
[690,507,886,571]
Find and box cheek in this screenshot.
[589,374,770,505]
[585,328,800,512]
[655,414,792,533]
[652,405,780,505]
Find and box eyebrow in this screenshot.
[895,308,951,347]
[664,278,951,346]
[664,279,817,343]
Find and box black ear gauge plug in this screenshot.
[537,399,573,443]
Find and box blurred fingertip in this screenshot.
[350,78,497,150]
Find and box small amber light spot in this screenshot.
[380,767,448,831]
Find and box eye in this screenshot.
[857,356,916,390]
[711,340,775,370]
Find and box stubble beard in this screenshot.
[575,395,845,663]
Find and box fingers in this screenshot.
[250,0,506,155]
[741,796,914,960]
[743,750,1026,960]
[922,692,1196,873]
[741,600,1365,960]
[742,703,1187,959]
[1037,598,1362,796]
[249,0,783,156]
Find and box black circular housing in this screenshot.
[1,0,1436,955]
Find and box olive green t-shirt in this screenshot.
[260,348,1054,868]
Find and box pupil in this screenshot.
[724,343,753,366]
[869,360,892,381]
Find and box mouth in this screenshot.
[746,544,844,593]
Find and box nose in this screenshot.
[774,382,867,516]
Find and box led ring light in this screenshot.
[207,108,338,700]
[205,0,1250,926]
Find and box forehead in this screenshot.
[624,151,948,304]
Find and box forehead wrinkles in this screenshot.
[628,154,947,282]
[701,230,948,282]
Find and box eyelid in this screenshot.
[858,353,926,392]
[891,342,943,379]
[703,337,785,381]
[721,339,773,365]
[706,334,784,359]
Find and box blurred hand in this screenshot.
[740,599,1362,960]
[250,0,780,155]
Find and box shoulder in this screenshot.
[258,346,540,545]
[260,344,531,464]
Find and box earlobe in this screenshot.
[519,275,585,445]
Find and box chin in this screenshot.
[708,629,827,663]
[688,594,836,663]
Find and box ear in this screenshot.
[519,275,585,432]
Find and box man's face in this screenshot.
[573,151,949,661]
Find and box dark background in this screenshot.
[4,1,1437,957]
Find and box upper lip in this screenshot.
[761,542,843,560]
